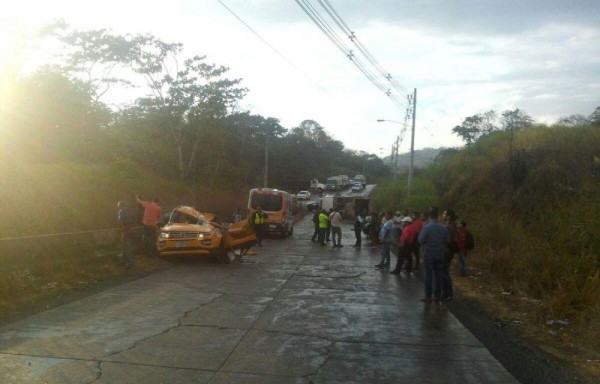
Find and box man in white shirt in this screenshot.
[329,209,343,248]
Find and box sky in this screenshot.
[1,0,599,156]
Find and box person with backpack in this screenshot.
[352,211,365,247]
[117,200,136,269]
[442,209,459,301]
[456,220,474,276]
[329,208,343,248]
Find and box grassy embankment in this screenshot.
[373,124,600,378]
[0,158,248,322]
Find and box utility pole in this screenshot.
[264,132,268,188]
[394,136,399,180]
[407,88,417,199]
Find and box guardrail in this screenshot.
[0,227,144,262]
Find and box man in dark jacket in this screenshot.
[311,209,320,242]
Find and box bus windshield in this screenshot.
[250,194,283,211]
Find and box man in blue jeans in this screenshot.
[375,212,393,269]
[418,208,449,302]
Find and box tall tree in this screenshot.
[589,106,600,127]
[126,35,248,181]
[500,109,533,132]
[556,114,590,127]
[3,67,110,162]
[452,110,497,145]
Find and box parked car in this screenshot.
[351,182,363,192]
[297,190,311,200]
[306,201,319,211]
[156,206,256,263]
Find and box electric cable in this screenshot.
[216,0,327,92]
[295,0,409,110]
[318,0,411,96]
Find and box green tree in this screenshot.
[589,106,600,127]
[452,110,497,145]
[500,109,533,132]
[556,114,590,127]
[126,36,248,182]
[44,22,136,103]
[3,67,111,162]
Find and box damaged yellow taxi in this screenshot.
[156,206,256,263]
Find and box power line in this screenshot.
[216,0,327,92]
[295,0,409,110]
[318,0,411,96]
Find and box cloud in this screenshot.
[236,0,600,36]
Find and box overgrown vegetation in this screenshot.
[431,124,600,335]
[373,116,600,376]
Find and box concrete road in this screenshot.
[0,216,518,383]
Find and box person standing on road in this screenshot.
[352,211,365,247]
[456,220,471,276]
[375,212,393,269]
[442,209,458,301]
[411,211,425,271]
[251,206,268,246]
[389,214,403,270]
[117,201,135,269]
[318,209,329,246]
[325,208,333,242]
[136,195,162,257]
[311,208,320,242]
[418,208,449,302]
[329,208,343,248]
[391,216,417,274]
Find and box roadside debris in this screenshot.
[546,319,570,326]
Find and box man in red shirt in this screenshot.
[411,211,425,271]
[391,216,418,274]
[136,195,163,257]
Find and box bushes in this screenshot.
[416,124,600,344]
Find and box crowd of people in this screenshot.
[118,195,473,304]
[311,205,474,304]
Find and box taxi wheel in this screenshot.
[217,251,236,264]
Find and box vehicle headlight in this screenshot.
[159,232,170,239]
[198,232,212,240]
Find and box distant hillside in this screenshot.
[381,147,445,169]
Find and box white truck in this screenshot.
[339,175,350,188]
[353,174,367,186]
[326,176,343,191]
[310,179,326,193]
